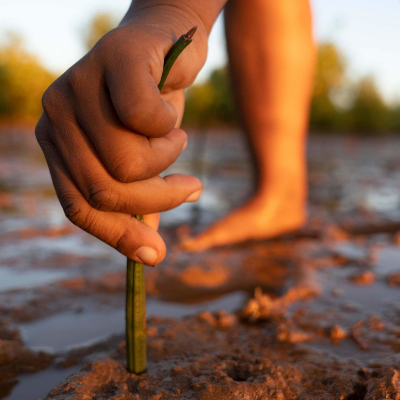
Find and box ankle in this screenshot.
[254,180,306,206]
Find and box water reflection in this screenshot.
[1,130,400,398]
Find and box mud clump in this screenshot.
[0,338,53,383]
[350,270,376,285]
[364,369,400,400]
[388,272,400,287]
[44,313,400,400]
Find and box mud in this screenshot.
[44,234,400,399]
[44,312,400,400]
[1,130,400,399]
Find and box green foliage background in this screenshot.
[184,42,400,134]
[0,34,56,122]
[0,12,399,133]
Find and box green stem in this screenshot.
[126,26,197,374]
[158,26,197,91]
[126,215,146,374]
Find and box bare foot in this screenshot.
[182,192,306,252]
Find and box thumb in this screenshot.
[105,49,177,138]
[38,136,167,265]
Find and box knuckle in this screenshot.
[118,100,152,131]
[34,121,46,146]
[64,66,82,95]
[87,183,119,211]
[172,72,197,90]
[164,192,177,211]
[97,27,135,58]
[60,195,91,230]
[41,85,56,117]
[94,28,132,68]
[115,226,132,254]
[96,28,118,48]
[34,117,53,151]
[41,80,65,120]
[111,156,147,183]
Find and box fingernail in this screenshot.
[185,189,202,202]
[135,246,158,266]
[182,139,188,150]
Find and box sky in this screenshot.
[1,0,400,101]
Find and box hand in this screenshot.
[35,4,211,266]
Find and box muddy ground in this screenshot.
[0,129,399,399]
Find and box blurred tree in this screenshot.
[348,76,390,134]
[184,43,350,131]
[389,103,400,132]
[184,83,217,127]
[83,12,117,51]
[208,68,236,123]
[313,43,346,97]
[183,42,399,135]
[183,67,236,127]
[0,33,56,122]
[309,42,347,131]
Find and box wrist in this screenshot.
[125,0,225,35]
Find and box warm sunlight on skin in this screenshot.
[2,0,400,100]
[35,0,316,258]
[31,0,399,257]
[183,0,315,251]
[35,0,227,265]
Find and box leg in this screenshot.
[184,0,316,251]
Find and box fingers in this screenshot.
[44,114,202,215]
[35,122,166,266]
[84,19,204,139]
[69,78,186,182]
[163,90,186,128]
[36,24,204,265]
[105,54,177,138]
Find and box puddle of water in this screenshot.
[329,274,399,314]
[306,338,391,361]
[21,309,125,353]
[311,269,399,320]
[375,246,400,275]
[149,290,247,318]
[339,282,399,317]
[333,242,367,260]
[21,291,248,353]
[0,366,80,400]
[0,235,112,261]
[365,187,400,212]
[3,133,400,397]
[0,267,69,292]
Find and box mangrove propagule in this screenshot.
[126,26,197,374]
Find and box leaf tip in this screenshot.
[185,26,197,40]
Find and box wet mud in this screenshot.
[0,129,400,399]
